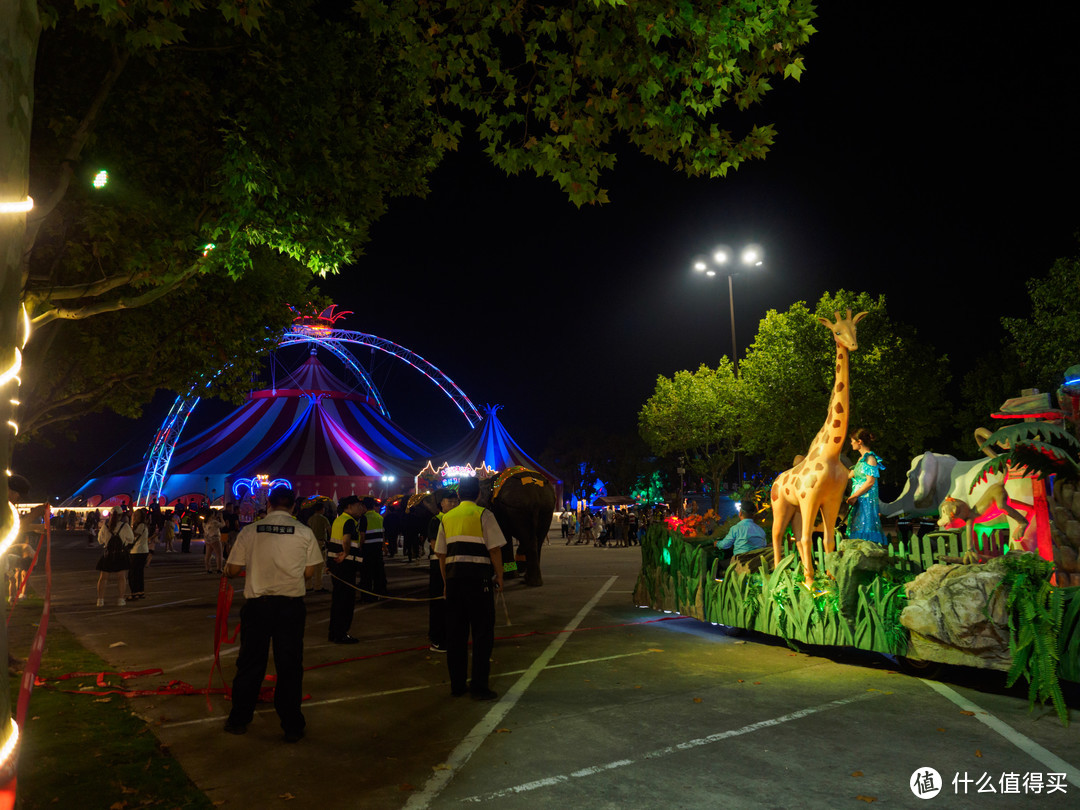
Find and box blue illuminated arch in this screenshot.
[134,323,480,506]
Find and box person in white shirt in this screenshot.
[224,487,322,742]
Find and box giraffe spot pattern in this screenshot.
[836,382,845,392]
[835,403,844,413]
[833,436,841,443]
[814,463,824,471]
[833,419,841,428]
[808,475,818,488]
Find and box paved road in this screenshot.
[27,531,1080,808]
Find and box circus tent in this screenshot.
[417,405,562,502]
[69,354,432,506]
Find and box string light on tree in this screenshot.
[92,170,109,189]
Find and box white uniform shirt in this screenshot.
[226,510,322,599]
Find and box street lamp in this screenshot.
[380,474,396,499]
[692,244,763,488]
[692,243,764,377]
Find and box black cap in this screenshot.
[338,495,360,510]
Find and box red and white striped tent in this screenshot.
[69,355,432,506]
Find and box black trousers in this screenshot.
[326,558,357,640]
[359,543,386,601]
[228,596,306,734]
[428,557,445,647]
[127,552,148,594]
[445,577,495,693]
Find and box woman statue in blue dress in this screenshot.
[846,428,887,546]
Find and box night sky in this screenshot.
[19,5,1080,500]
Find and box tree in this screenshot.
[1001,253,1080,392]
[17,255,324,439]
[0,0,817,762]
[739,291,952,485]
[361,0,818,205]
[638,360,742,512]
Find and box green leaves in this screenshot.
[740,291,952,480]
[390,0,817,205]
[1001,253,1080,392]
[639,360,742,508]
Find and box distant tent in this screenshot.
[68,354,431,506]
[417,405,562,503]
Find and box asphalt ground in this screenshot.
[22,530,1080,809]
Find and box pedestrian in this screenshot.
[221,501,241,558]
[127,508,151,600]
[223,487,322,742]
[427,487,459,653]
[325,495,362,644]
[203,508,225,574]
[358,497,386,602]
[305,499,331,592]
[435,475,506,700]
[179,506,194,553]
[96,509,133,606]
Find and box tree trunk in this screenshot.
[0,0,41,781]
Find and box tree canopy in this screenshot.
[638,360,742,511]
[739,291,952,484]
[1001,253,1080,393]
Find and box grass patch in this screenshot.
[7,597,213,810]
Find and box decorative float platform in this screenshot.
[634,522,1080,722]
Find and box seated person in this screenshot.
[714,504,767,576]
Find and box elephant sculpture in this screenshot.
[478,467,557,587]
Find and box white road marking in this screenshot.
[158,643,651,726]
[403,576,618,810]
[120,597,200,613]
[458,691,882,803]
[920,678,1080,787]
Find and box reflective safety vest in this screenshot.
[328,513,362,562]
[363,510,384,544]
[440,501,493,579]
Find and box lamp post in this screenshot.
[692,244,763,487]
[692,244,763,376]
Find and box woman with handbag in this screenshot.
[96,509,134,606]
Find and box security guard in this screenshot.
[358,496,386,602]
[224,487,322,742]
[326,495,363,643]
[427,487,459,652]
[435,476,505,700]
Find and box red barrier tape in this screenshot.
[207,575,239,710]
[16,520,52,727]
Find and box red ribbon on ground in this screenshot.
[37,608,688,699]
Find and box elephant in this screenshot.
[478,468,557,587]
[403,492,438,558]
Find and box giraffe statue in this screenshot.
[770,309,868,589]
